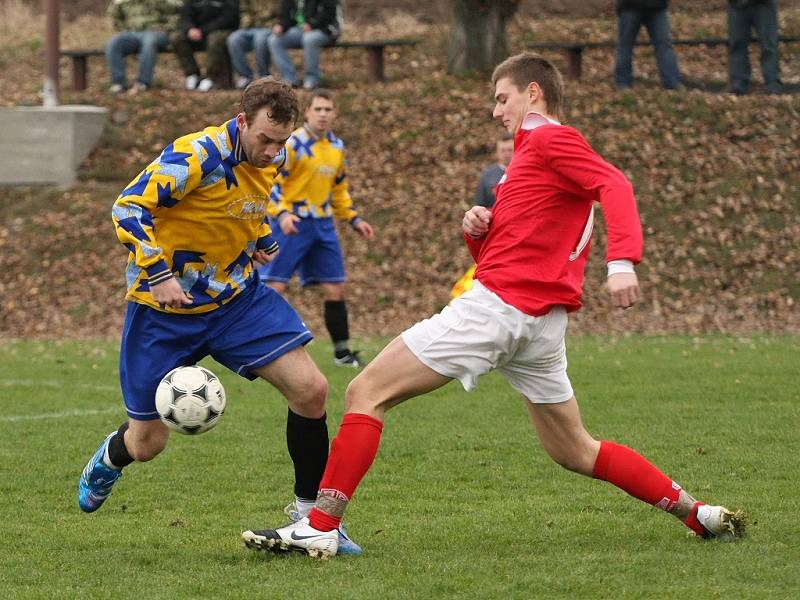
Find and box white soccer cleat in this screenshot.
[242,517,338,558]
[696,504,746,541]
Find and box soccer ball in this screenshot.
[155,365,227,435]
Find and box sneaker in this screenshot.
[77,432,123,513]
[302,78,319,90]
[695,504,747,541]
[128,81,148,95]
[234,75,251,90]
[197,78,214,92]
[283,501,363,556]
[108,83,125,94]
[335,521,363,556]
[242,517,338,558]
[185,74,200,90]
[334,351,366,368]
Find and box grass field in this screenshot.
[1,336,798,599]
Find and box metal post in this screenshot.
[43,0,61,107]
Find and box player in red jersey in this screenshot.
[242,53,745,558]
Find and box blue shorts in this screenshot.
[119,276,312,420]
[259,217,346,287]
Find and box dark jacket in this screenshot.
[278,0,341,39]
[617,0,668,12]
[728,0,772,7]
[179,0,239,36]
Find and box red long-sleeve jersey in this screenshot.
[465,117,643,316]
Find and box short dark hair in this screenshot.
[492,52,564,119]
[240,78,300,125]
[307,88,335,107]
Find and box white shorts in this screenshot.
[401,281,574,403]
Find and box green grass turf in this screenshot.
[0,336,798,599]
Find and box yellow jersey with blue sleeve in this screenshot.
[111,119,283,314]
[268,125,360,224]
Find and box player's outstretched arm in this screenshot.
[606,271,639,309]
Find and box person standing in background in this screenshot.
[260,89,375,368]
[452,132,515,299]
[614,0,682,90]
[727,0,783,95]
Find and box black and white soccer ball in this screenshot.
[155,365,227,435]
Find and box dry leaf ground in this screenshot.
[0,2,798,339]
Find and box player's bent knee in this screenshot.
[546,444,597,476]
[293,372,328,413]
[344,374,385,415]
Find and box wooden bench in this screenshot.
[62,38,418,91]
[530,36,800,81]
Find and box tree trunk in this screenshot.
[447,0,520,75]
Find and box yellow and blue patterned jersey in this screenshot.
[268,125,359,222]
[112,119,283,314]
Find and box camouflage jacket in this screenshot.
[239,0,281,29]
[108,0,183,32]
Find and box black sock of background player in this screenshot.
[324,300,351,358]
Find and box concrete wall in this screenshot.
[0,105,108,187]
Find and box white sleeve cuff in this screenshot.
[607,259,635,277]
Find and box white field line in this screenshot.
[0,407,121,422]
[0,379,118,392]
[0,379,120,421]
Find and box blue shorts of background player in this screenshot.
[259,217,345,286]
[120,277,312,419]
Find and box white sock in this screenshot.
[102,439,120,470]
[295,496,315,519]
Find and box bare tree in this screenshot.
[447,0,520,74]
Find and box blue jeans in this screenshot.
[226,27,272,80]
[728,1,781,93]
[268,27,333,86]
[614,9,681,89]
[105,30,169,88]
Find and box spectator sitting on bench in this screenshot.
[171,0,239,92]
[614,0,682,90]
[269,0,342,90]
[727,0,783,95]
[227,0,281,90]
[105,0,183,94]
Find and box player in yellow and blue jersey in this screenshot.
[261,88,375,368]
[76,78,361,554]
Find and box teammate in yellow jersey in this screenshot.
[261,89,375,368]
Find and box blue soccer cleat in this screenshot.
[78,432,123,513]
[283,501,363,556]
[335,521,363,556]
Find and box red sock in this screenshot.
[684,501,708,536]
[592,440,681,511]
[308,412,384,531]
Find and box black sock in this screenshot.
[107,422,134,468]
[324,300,350,358]
[286,409,328,500]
